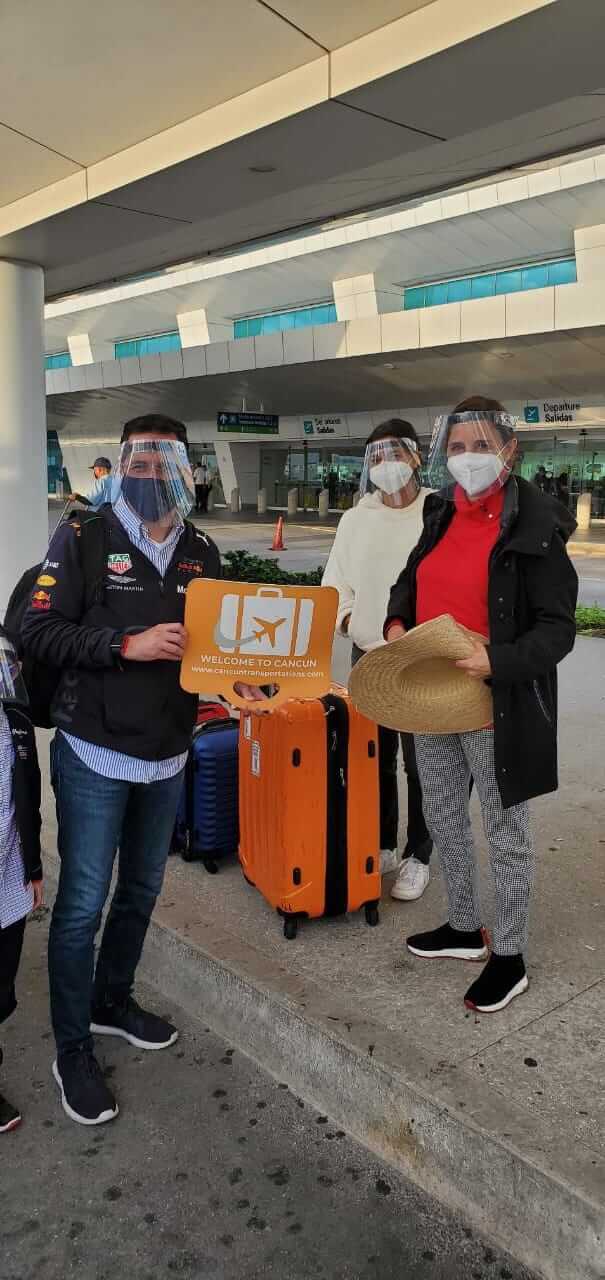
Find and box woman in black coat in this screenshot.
[385,396,578,1014]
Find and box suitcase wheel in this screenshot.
[283,916,298,941]
[202,857,219,875]
[364,902,380,928]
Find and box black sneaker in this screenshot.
[53,1048,119,1126]
[0,1093,22,1133]
[91,996,178,1050]
[464,953,528,1013]
[407,922,489,961]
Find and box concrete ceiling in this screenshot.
[0,1,322,194]
[267,1,437,50]
[42,169,605,348]
[46,326,605,432]
[4,1,605,297]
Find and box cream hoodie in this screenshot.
[322,489,430,652]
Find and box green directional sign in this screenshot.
[217,412,279,434]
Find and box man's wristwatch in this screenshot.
[110,633,127,666]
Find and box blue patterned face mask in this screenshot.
[120,475,173,522]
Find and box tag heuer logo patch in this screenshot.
[107,553,133,576]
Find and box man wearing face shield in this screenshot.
[385,396,578,1013]
[323,420,434,900]
[22,414,222,1126]
[0,628,43,1132]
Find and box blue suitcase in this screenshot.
[179,718,239,872]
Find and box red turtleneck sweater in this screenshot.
[415,486,504,639]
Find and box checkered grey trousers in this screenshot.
[414,730,534,955]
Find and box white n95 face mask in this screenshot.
[369,459,414,495]
[447,452,505,498]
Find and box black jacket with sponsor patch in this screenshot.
[21,507,221,760]
[385,477,578,808]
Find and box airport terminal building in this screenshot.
[43,148,605,517]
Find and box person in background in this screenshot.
[385,396,577,1013]
[22,414,222,1127]
[193,462,210,513]
[69,457,113,510]
[0,627,43,1133]
[323,419,433,900]
[556,472,570,508]
[328,469,339,508]
[532,465,549,494]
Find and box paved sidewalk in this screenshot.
[3,919,536,1280]
[36,638,605,1279]
[569,526,605,557]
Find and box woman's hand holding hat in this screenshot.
[456,638,491,680]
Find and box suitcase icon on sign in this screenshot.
[215,587,314,657]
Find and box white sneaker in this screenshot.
[391,857,430,901]
[379,848,401,876]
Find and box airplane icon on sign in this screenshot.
[251,616,286,646]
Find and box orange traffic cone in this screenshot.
[270,515,286,551]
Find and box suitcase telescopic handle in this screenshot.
[193,718,239,740]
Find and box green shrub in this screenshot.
[222,550,323,586]
[221,563,605,631]
[575,605,605,634]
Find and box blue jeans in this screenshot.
[49,735,184,1054]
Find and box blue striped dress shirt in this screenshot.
[63,497,188,784]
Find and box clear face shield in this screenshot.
[0,636,28,705]
[427,411,518,499]
[111,439,195,523]
[359,437,422,506]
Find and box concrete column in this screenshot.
[229,442,261,507]
[67,332,114,365]
[574,226,605,283]
[214,441,237,507]
[576,491,592,530]
[257,488,267,515]
[332,273,399,319]
[230,487,241,514]
[177,308,232,347]
[0,260,47,612]
[287,488,298,517]
[318,489,330,519]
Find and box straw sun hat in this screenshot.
[348,614,493,734]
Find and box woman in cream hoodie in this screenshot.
[323,419,432,901]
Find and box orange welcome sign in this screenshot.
[180,579,339,709]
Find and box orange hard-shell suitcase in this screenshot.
[238,688,380,939]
